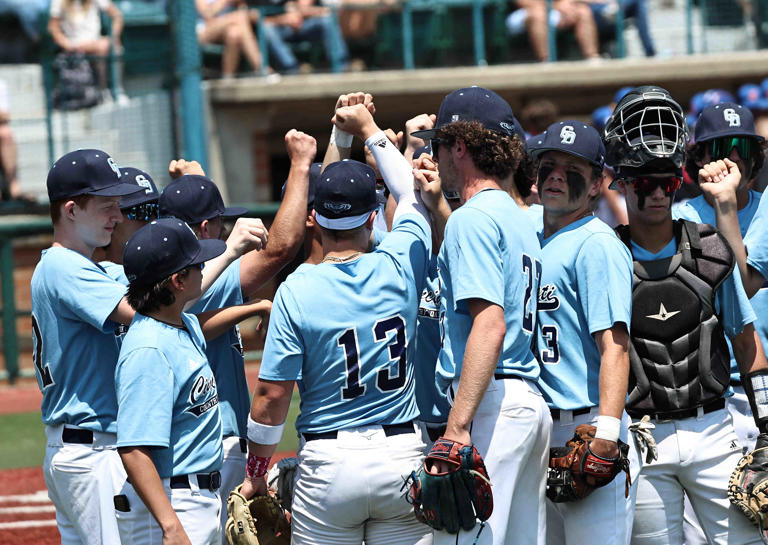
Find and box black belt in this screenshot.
[628,398,725,421]
[170,471,221,492]
[303,421,415,442]
[494,373,518,380]
[425,424,447,443]
[550,407,593,420]
[224,435,248,453]
[62,427,94,444]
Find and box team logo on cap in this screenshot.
[323,201,352,213]
[499,122,515,135]
[135,175,154,194]
[451,115,460,122]
[560,126,576,145]
[107,157,121,178]
[723,108,741,127]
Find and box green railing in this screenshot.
[0,203,281,384]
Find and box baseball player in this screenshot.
[237,102,434,545]
[31,149,267,545]
[673,102,768,454]
[115,217,227,545]
[528,121,638,545]
[31,149,144,545]
[602,85,768,544]
[412,86,551,545]
[158,131,315,542]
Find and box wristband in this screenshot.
[743,370,768,433]
[331,125,353,148]
[594,415,621,442]
[247,416,285,445]
[245,453,271,480]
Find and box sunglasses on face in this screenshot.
[708,137,755,162]
[123,202,159,222]
[622,176,682,194]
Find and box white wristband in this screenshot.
[331,125,353,148]
[247,416,285,446]
[594,415,621,442]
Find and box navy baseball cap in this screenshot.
[280,162,322,206]
[47,149,144,201]
[529,121,606,168]
[694,102,765,143]
[738,83,768,111]
[313,160,378,230]
[118,167,159,209]
[159,175,248,224]
[413,143,432,159]
[410,86,517,140]
[123,218,226,285]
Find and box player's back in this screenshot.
[31,247,126,432]
[261,214,431,434]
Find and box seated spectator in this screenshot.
[0,79,25,201]
[48,0,126,103]
[585,0,656,57]
[507,0,600,62]
[196,0,270,78]
[262,0,349,74]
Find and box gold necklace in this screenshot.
[322,251,362,264]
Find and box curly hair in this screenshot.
[685,138,767,185]
[437,121,525,180]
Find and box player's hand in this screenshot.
[589,437,620,460]
[161,520,193,545]
[168,159,206,179]
[405,113,437,148]
[413,156,444,213]
[225,217,268,256]
[240,475,268,500]
[698,158,741,205]
[285,129,317,167]
[427,428,472,473]
[332,104,380,141]
[334,92,375,116]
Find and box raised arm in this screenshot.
[321,92,375,170]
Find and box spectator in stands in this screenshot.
[585,0,656,57]
[48,0,126,103]
[506,0,600,62]
[0,78,23,201]
[520,98,559,136]
[0,0,49,42]
[261,0,349,74]
[196,0,270,78]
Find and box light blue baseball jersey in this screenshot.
[526,203,544,232]
[116,312,222,477]
[100,260,129,284]
[31,247,126,432]
[436,189,542,395]
[415,254,451,423]
[744,191,768,360]
[259,213,431,434]
[630,239,755,338]
[675,191,763,381]
[188,258,246,441]
[536,217,633,410]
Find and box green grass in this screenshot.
[0,390,301,471]
[0,412,46,470]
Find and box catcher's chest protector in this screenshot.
[616,220,734,416]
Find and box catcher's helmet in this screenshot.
[603,86,688,171]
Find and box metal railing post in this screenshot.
[546,0,557,61]
[0,239,19,384]
[615,0,626,58]
[402,1,415,70]
[472,0,488,66]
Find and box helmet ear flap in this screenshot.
[604,86,688,170]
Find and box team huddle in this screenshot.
[30,84,768,545]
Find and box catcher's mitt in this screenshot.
[728,434,768,545]
[547,424,631,503]
[406,437,493,534]
[266,457,298,512]
[225,484,290,545]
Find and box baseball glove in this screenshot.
[225,485,290,545]
[547,424,631,503]
[728,433,768,544]
[266,457,298,512]
[406,437,493,534]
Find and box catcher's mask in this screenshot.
[604,86,688,170]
